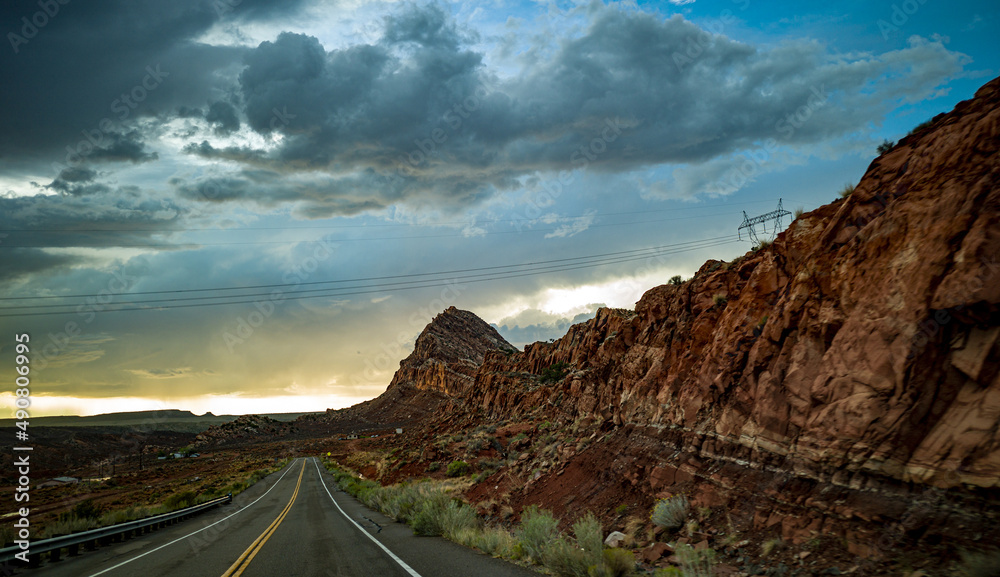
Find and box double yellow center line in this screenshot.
[221,459,306,577]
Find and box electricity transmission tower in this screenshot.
[738,199,791,244]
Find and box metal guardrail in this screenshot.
[0,493,232,566]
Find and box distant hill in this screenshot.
[0,409,322,433]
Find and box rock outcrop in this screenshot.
[320,306,514,429]
[387,306,514,397]
[367,76,1000,555]
[465,76,1000,491]
[194,414,291,446]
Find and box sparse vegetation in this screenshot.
[328,462,636,577]
[651,494,689,530]
[876,139,894,155]
[761,537,783,557]
[676,543,716,577]
[538,361,570,384]
[712,294,728,308]
[908,114,943,137]
[794,207,804,218]
[958,549,1000,577]
[753,239,771,251]
[669,275,683,286]
[839,182,855,198]
[446,460,470,477]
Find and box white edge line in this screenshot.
[311,457,424,577]
[87,458,300,577]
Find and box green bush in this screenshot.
[651,495,689,530]
[958,550,1000,577]
[600,548,636,577]
[876,139,894,155]
[676,543,716,577]
[163,491,197,511]
[669,275,683,286]
[711,294,727,308]
[518,506,560,563]
[539,362,570,383]
[446,460,470,477]
[839,183,855,198]
[475,526,519,558]
[411,492,479,539]
[69,499,101,520]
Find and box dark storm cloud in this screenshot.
[205,101,241,135]
[0,190,187,279]
[0,0,307,167]
[177,4,966,212]
[86,130,159,164]
[0,248,80,281]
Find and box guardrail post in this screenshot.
[49,547,61,562]
[68,543,80,556]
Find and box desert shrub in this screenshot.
[669,275,683,286]
[518,506,560,563]
[163,491,198,510]
[599,548,636,577]
[542,536,592,576]
[793,207,804,218]
[69,499,101,520]
[541,513,631,577]
[539,362,570,383]
[411,493,479,539]
[761,537,783,556]
[465,437,485,454]
[475,526,519,558]
[446,460,470,477]
[676,543,716,577]
[651,495,689,530]
[411,490,452,536]
[711,294,728,308]
[958,550,1000,577]
[839,183,855,198]
[876,139,894,154]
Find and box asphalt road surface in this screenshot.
[23,457,539,577]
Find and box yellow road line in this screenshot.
[221,459,306,577]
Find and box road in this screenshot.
[25,458,539,577]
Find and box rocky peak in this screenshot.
[388,306,514,397]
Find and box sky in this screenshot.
[1,0,997,417]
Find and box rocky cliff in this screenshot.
[355,76,1000,562]
[467,76,1000,491]
[319,306,514,429]
[388,306,515,397]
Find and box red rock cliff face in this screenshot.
[387,306,514,397]
[464,76,1000,495]
[322,306,514,428]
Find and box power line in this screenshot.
[0,237,739,317]
[0,237,735,302]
